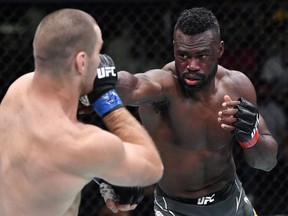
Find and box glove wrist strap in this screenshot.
[238,128,259,149]
[92,89,123,118]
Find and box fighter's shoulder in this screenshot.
[153,61,176,79]
[162,61,176,74]
[6,73,33,93]
[1,72,33,105]
[218,65,256,100]
[218,65,251,85]
[11,72,33,85]
[142,62,175,82]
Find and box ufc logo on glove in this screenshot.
[97,66,116,79]
[79,54,123,118]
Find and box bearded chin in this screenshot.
[181,80,203,97]
[176,65,217,97]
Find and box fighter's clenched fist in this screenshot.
[218,95,260,148]
[80,54,123,117]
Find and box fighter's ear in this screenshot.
[75,51,87,75]
[173,40,176,57]
[218,41,224,58]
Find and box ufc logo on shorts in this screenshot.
[197,194,215,205]
[97,66,116,79]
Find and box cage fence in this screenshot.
[0,0,288,215]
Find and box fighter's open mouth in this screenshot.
[184,77,200,85]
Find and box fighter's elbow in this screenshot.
[262,158,277,172]
[147,160,164,183]
[156,164,164,181]
[251,156,277,172]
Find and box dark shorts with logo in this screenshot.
[154,177,257,216]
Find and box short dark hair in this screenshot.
[174,7,220,38]
[33,9,98,72]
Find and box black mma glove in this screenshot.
[94,178,144,205]
[79,54,123,117]
[233,97,260,148]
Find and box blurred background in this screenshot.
[0,0,287,215]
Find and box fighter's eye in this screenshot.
[198,54,208,59]
[178,53,188,59]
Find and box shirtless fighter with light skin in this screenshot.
[92,7,278,216]
[0,9,163,216]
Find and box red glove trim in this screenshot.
[238,129,259,149]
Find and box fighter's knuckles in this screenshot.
[220,123,235,132]
[223,101,238,108]
[219,108,238,116]
[220,116,237,125]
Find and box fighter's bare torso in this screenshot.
[138,63,242,199]
[0,73,86,216]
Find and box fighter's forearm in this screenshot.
[102,107,153,146]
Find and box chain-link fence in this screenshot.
[0,0,288,215]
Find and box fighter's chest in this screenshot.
[173,102,221,131]
[171,97,219,122]
[164,99,231,149]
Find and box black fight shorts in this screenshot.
[154,177,257,216]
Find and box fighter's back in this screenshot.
[0,73,84,216]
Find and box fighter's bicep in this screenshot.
[64,127,125,180]
[86,129,154,186]
[86,129,126,175]
[233,71,257,104]
[108,141,156,186]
